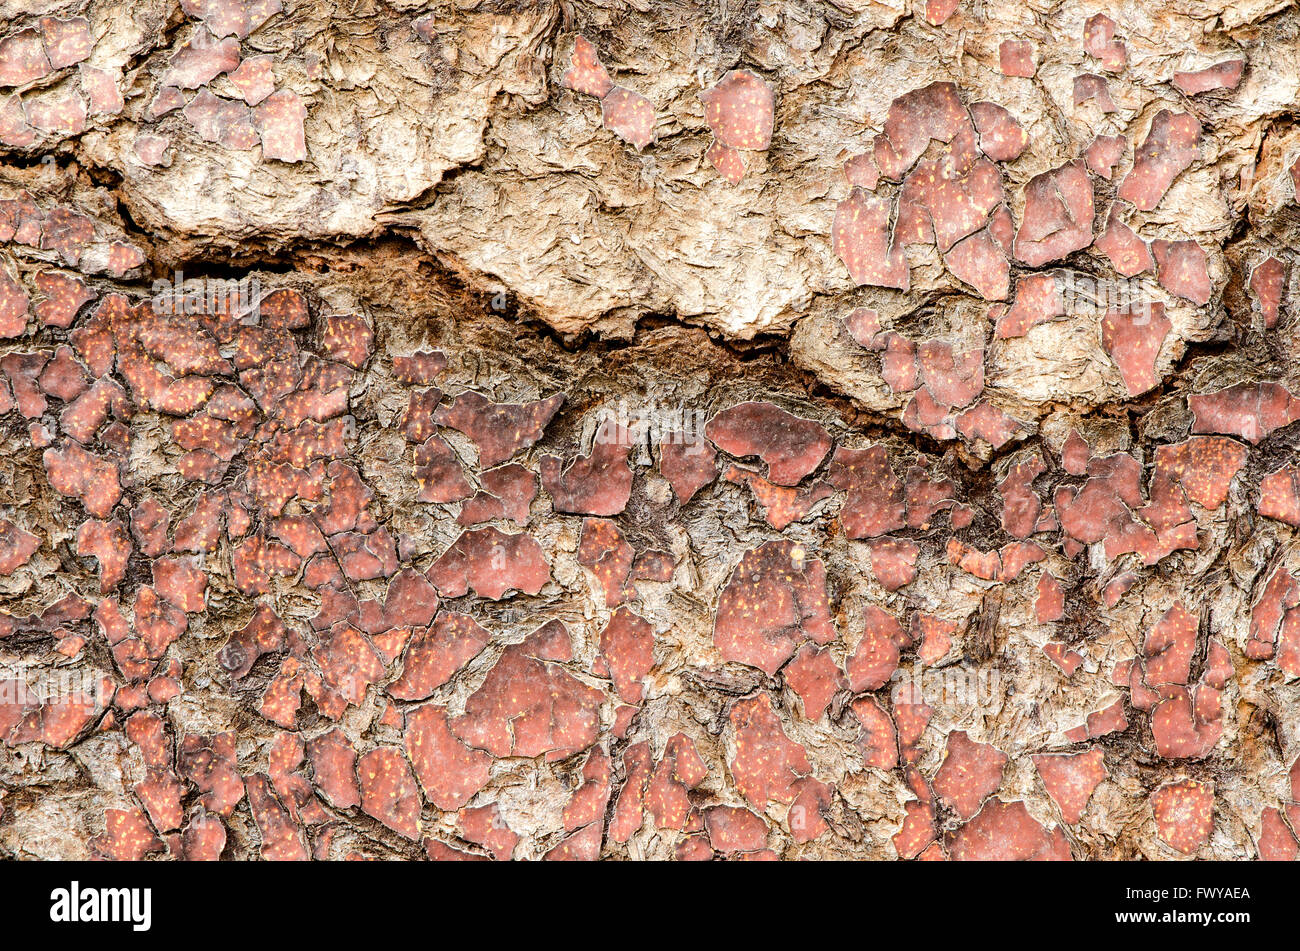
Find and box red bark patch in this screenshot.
[1083,14,1127,72]
[706,401,831,486]
[178,732,245,817]
[183,89,259,148]
[1258,465,1300,527]
[1100,302,1171,396]
[1152,239,1212,305]
[405,703,491,810]
[413,434,472,504]
[729,694,810,806]
[725,464,832,529]
[459,463,536,525]
[163,28,240,89]
[152,556,207,613]
[598,607,655,704]
[705,805,769,853]
[357,747,422,840]
[1153,436,1247,510]
[1250,567,1300,660]
[714,540,835,675]
[0,93,34,147]
[231,532,299,594]
[999,40,1036,77]
[1014,160,1095,266]
[434,391,563,467]
[1257,806,1298,861]
[312,624,384,716]
[228,55,274,106]
[182,813,227,860]
[844,306,881,347]
[1249,256,1287,328]
[924,0,959,26]
[700,69,774,152]
[947,539,1001,582]
[833,189,909,290]
[869,537,919,591]
[1036,572,1065,623]
[1118,111,1200,211]
[0,271,28,337]
[392,349,447,384]
[253,89,307,162]
[91,807,164,861]
[1094,206,1153,277]
[330,527,400,587]
[218,603,286,679]
[540,417,634,516]
[845,605,905,691]
[788,777,833,844]
[906,465,959,528]
[970,101,1026,161]
[563,747,612,832]
[947,798,1071,860]
[1085,134,1126,179]
[1043,642,1083,675]
[852,695,898,769]
[1073,73,1115,112]
[452,620,603,760]
[1190,382,1300,444]
[610,742,651,842]
[1032,748,1106,824]
[40,208,95,267]
[319,313,371,368]
[425,526,549,600]
[180,0,283,39]
[561,35,612,99]
[3,351,48,416]
[246,773,309,860]
[43,440,121,517]
[1151,779,1213,854]
[458,803,516,860]
[62,379,127,444]
[999,454,1047,538]
[645,733,707,831]
[784,642,843,720]
[0,28,51,86]
[894,797,937,859]
[576,517,635,607]
[388,612,487,701]
[658,436,718,504]
[1149,670,1226,756]
[995,273,1064,339]
[874,82,969,181]
[40,16,92,69]
[1173,60,1244,95]
[75,518,129,592]
[601,86,655,150]
[934,731,1007,819]
[33,271,93,328]
[0,519,38,576]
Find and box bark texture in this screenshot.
[1,0,1300,860]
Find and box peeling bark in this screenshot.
[2,0,1300,861]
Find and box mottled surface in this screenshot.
[1,0,1300,861]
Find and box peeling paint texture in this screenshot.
[1,0,1300,862]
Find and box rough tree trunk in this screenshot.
[1,0,1299,861]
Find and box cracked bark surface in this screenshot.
[2,0,1300,860]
